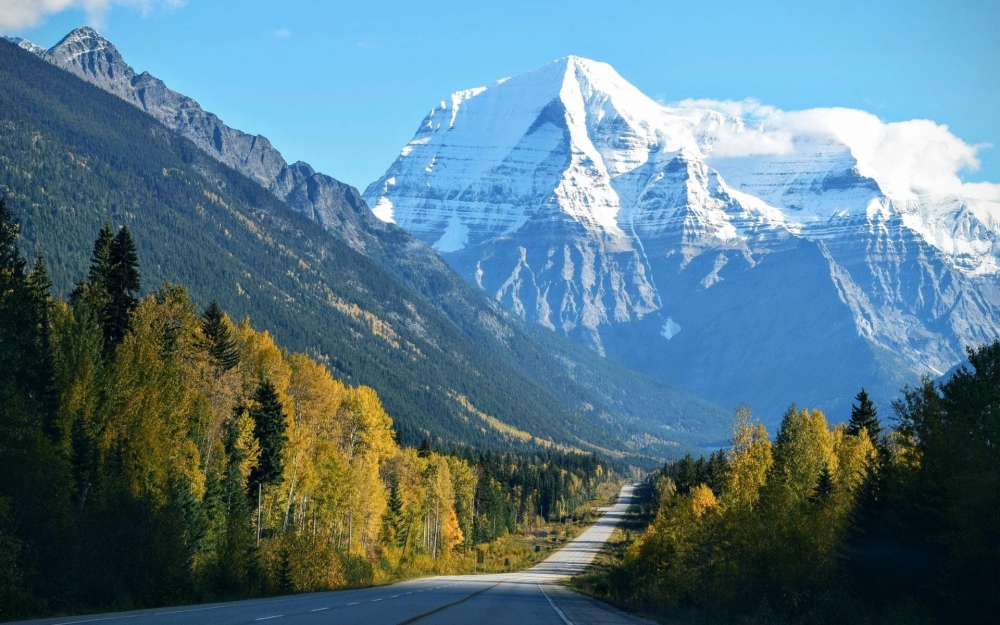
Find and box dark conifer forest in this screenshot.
[578,367,1000,623]
[0,204,619,619]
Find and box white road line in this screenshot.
[346,602,359,606]
[310,607,329,612]
[390,595,399,598]
[154,604,236,616]
[405,591,413,595]
[537,583,574,625]
[54,616,142,625]
[372,598,383,602]
[255,616,283,621]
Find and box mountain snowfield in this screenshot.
[364,55,1000,421]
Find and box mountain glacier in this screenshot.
[364,56,1000,422]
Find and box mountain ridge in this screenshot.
[1,33,731,456]
[363,54,1000,422]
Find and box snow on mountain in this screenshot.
[365,55,1000,421]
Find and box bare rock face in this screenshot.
[21,27,370,252]
[363,56,1000,420]
[14,27,475,318]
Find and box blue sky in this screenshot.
[6,0,999,191]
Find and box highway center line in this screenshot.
[309,607,329,612]
[254,616,283,621]
[154,605,232,616]
[392,582,501,625]
[54,616,143,625]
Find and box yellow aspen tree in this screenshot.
[722,406,773,514]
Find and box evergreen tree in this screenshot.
[25,256,59,440]
[0,198,43,428]
[417,435,432,458]
[705,449,729,495]
[87,222,114,291]
[201,301,240,371]
[249,379,287,489]
[381,473,405,547]
[276,548,294,593]
[102,225,140,350]
[0,197,28,395]
[847,388,882,448]
[675,453,697,495]
[809,465,834,505]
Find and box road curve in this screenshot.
[12,485,648,625]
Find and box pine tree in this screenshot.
[276,548,294,593]
[675,453,697,495]
[201,300,240,371]
[0,196,29,420]
[417,435,432,458]
[382,473,405,546]
[809,465,834,505]
[102,225,140,350]
[847,388,882,448]
[0,198,45,429]
[249,379,287,489]
[25,256,59,441]
[87,222,114,291]
[706,449,729,495]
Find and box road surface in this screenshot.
[12,485,647,625]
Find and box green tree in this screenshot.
[201,301,240,372]
[846,388,881,449]
[893,342,1000,620]
[103,225,140,350]
[25,256,58,441]
[417,435,432,458]
[381,472,405,547]
[809,465,834,506]
[87,222,114,291]
[249,379,288,489]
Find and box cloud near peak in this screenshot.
[0,0,185,32]
[673,98,996,200]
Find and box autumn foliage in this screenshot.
[0,208,616,619]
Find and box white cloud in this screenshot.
[676,97,778,120]
[273,28,290,38]
[0,0,185,32]
[673,98,998,200]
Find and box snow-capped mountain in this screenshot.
[4,31,741,451]
[364,55,1000,421]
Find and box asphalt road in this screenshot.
[12,485,647,625]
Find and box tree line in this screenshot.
[0,200,616,619]
[583,358,1000,623]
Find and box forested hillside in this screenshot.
[0,206,620,619]
[578,361,1000,623]
[0,37,729,459]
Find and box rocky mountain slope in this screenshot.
[363,56,1000,422]
[3,34,733,455]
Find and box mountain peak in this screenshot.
[45,27,135,94]
[56,26,109,48]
